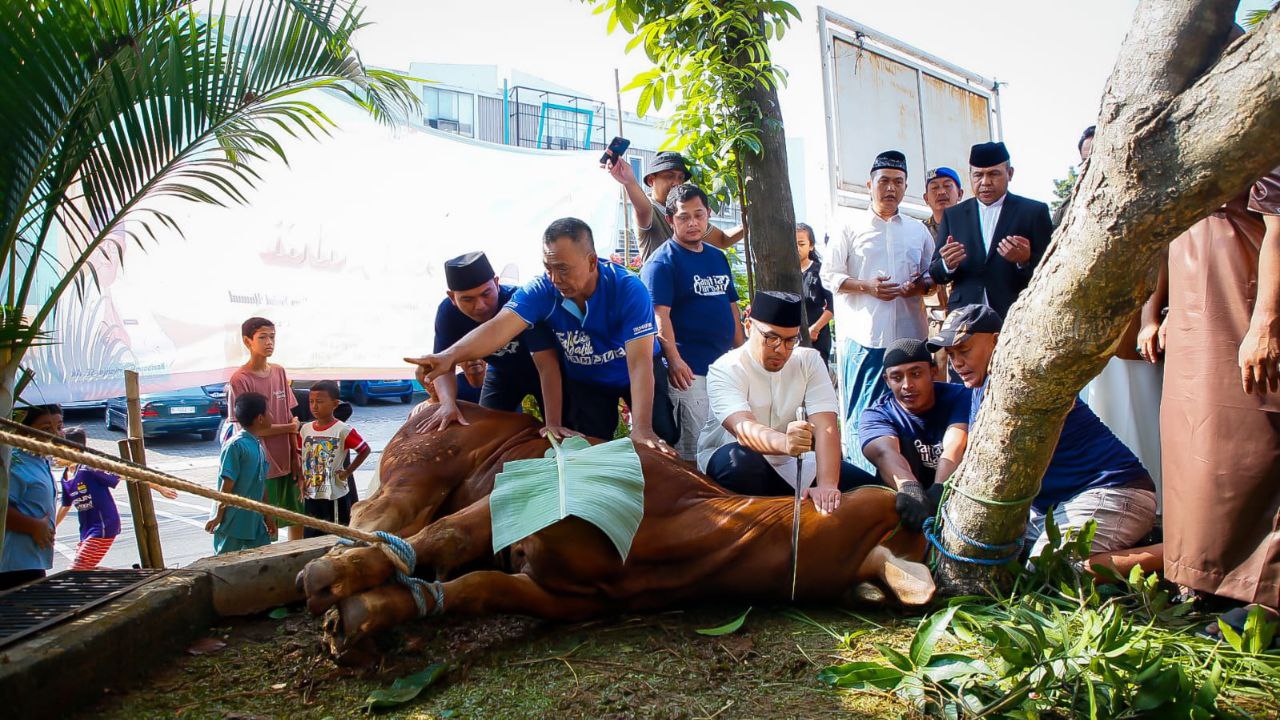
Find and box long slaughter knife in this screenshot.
[789,405,807,602]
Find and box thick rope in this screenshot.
[922,518,1021,566]
[0,417,411,572]
[374,531,444,618]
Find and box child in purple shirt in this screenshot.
[54,428,122,570]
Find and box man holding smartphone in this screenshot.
[820,150,934,473]
[602,147,743,263]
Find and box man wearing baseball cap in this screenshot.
[859,338,972,531]
[927,304,1156,560]
[603,150,742,263]
[922,166,964,376]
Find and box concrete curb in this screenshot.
[189,535,333,616]
[0,536,337,719]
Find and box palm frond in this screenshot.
[0,0,418,358]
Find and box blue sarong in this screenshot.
[838,339,888,473]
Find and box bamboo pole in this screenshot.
[615,68,633,267]
[117,438,152,567]
[124,371,165,568]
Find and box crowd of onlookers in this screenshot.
[3,130,1277,642]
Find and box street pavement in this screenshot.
[52,396,422,571]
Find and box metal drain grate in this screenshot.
[0,568,171,649]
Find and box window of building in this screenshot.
[423,87,474,136]
[628,156,644,181]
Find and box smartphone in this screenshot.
[600,136,630,165]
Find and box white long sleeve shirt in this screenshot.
[820,207,933,348]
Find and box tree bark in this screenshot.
[734,13,801,300]
[936,2,1280,593]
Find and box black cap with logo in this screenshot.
[926,304,1004,353]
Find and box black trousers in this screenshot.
[814,330,833,366]
[563,354,678,444]
[479,367,543,413]
[705,442,881,496]
[303,495,353,539]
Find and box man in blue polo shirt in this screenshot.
[927,304,1156,558]
[406,218,678,455]
[419,251,565,433]
[641,184,743,460]
[860,338,971,531]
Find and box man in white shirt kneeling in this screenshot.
[696,291,882,514]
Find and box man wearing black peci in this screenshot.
[929,141,1053,318]
[418,251,566,433]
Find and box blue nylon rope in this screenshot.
[334,534,442,617]
[923,518,1022,567]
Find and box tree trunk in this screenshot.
[734,13,801,300]
[936,2,1280,593]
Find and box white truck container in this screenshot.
[774,5,1003,226]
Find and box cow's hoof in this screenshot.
[882,556,936,606]
[323,605,378,666]
[852,581,887,606]
[302,557,343,614]
[301,549,394,614]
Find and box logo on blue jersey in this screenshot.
[556,330,626,366]
[914,438,942,469]
[492,339,520,357]
[691,274,732,296]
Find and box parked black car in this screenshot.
[105,386,224,440]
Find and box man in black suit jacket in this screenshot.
[929,142,1053,317]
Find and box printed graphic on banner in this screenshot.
[22,95,620,403]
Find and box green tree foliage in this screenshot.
[0,0,416,548]
[1244,2,1278,29]
[1051,165,1079,213]
[582,0,800,211]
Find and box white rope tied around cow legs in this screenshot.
[0,417,411,575]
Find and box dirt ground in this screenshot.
[73,603,916,719]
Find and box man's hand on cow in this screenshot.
[667,356,695,391]
[632,429,678,458]
[893,480,931,531]
[418,400,469,434]
[783,420,814,456]
[404,353,452,386]
[997,235,1032,265]
[539,425,585,440]
[805,485,842,515]
[939,235,966,269]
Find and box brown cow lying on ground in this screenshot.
[299,404,934,658]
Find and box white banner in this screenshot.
[24,96,621,404]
